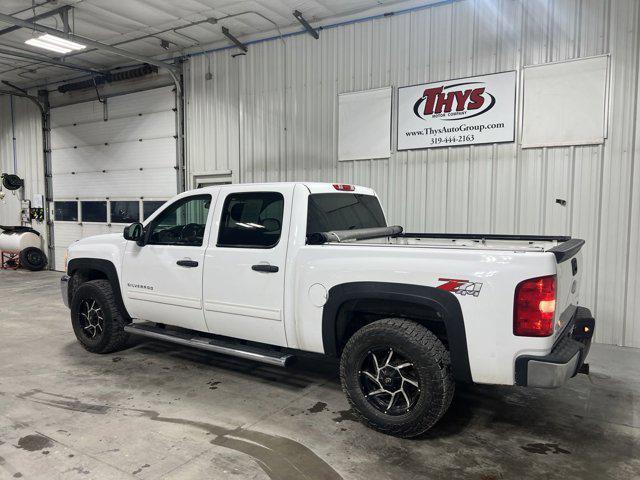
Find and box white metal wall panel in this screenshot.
[595,0,639,347]
[185,54,240,182]
[184,0,640,347]
[51,138,176,198]
[51,138,176,175]
[49,86,176,127]
[107,86,175,118]
[51,110,175,149]
[50,101,104,128]
[52,169,177,199]
[626,65,640,348]
[0,96,48,253]
[50,87,177,271]
[51,223,81,272]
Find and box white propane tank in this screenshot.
[0,230,41,251]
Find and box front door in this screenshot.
[121,192,216,331]
[202,185,292,346]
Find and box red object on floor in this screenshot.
[1,250,20,270]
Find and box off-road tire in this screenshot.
[70,279,129,354]
[19,247,47,271]
[340,318,454,438]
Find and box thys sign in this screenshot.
[397,71,516,150]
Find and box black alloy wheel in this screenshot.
[77,298,105,341]
[359,347,421,415]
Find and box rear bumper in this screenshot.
[515,306,595,388]
[60,275,70,308]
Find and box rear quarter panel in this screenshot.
[290,244,559,385]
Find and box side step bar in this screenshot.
[124,322,294,367]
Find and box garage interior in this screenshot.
[0,0,639,479]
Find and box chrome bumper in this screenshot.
[515,306,595,388]
[60,275,70,308]
[526,351,581,388]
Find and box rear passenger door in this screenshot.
[202,185,293,347]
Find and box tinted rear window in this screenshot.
[307,193,386,235]
[217,192,284,248]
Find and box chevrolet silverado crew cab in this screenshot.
[61,182,594,437]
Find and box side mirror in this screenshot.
[124,222,144,245]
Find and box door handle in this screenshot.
[177,259,199,267]
[251,264,279,273]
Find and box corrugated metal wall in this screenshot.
[185,0,640,348]
[0,96,48,251]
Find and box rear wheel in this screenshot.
[340,318,454,438]
[70,279,129,353]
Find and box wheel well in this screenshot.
[67,258,132,321]
[322,282,472,383]
[69,268,108,302]
[335,298,449,355]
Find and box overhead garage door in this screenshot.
[50,86,178,271]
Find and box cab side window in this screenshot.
[147,195,211,246]
[217,192,284,248]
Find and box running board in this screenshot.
[124,322,294,367]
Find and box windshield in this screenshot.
[306,193,386,235]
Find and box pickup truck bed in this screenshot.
[313,229,578,255]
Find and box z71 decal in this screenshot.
[437,278,483,297]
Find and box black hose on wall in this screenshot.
[1,173,24,190]
[57,64,159,93]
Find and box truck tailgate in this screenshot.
[548,239,585,334]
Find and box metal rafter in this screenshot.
[221,26,248,52]
[0,11,179,73]
[293,10,319,39]
[0,47,103,74]
[0,5,73,36]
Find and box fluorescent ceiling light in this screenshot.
[39,34,86,51]
[25,38,71,54]
[24,34,86,54]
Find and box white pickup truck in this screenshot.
[61,182,594,437]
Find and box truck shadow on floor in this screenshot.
[60,338,639,447]
[61,337,340,392]
[15,389,343,480]
[134,338,341,390]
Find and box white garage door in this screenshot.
[50,86,178,271]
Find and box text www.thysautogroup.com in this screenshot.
[405,122,505,137]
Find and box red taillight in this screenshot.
[333,184,355,191]
[513,275,556,337]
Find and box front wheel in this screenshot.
[70,279,129,354]
[339,318,454,438]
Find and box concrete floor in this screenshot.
[0,270,639,480]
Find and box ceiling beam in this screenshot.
[293,10,319,40]
[0,47,103,75]
[221,27,248,53]
[2,80,28,94]
[0,88,44,115]
[0,5,72,37]
[0,11,179,73]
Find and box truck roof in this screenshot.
[184,182,377,196]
